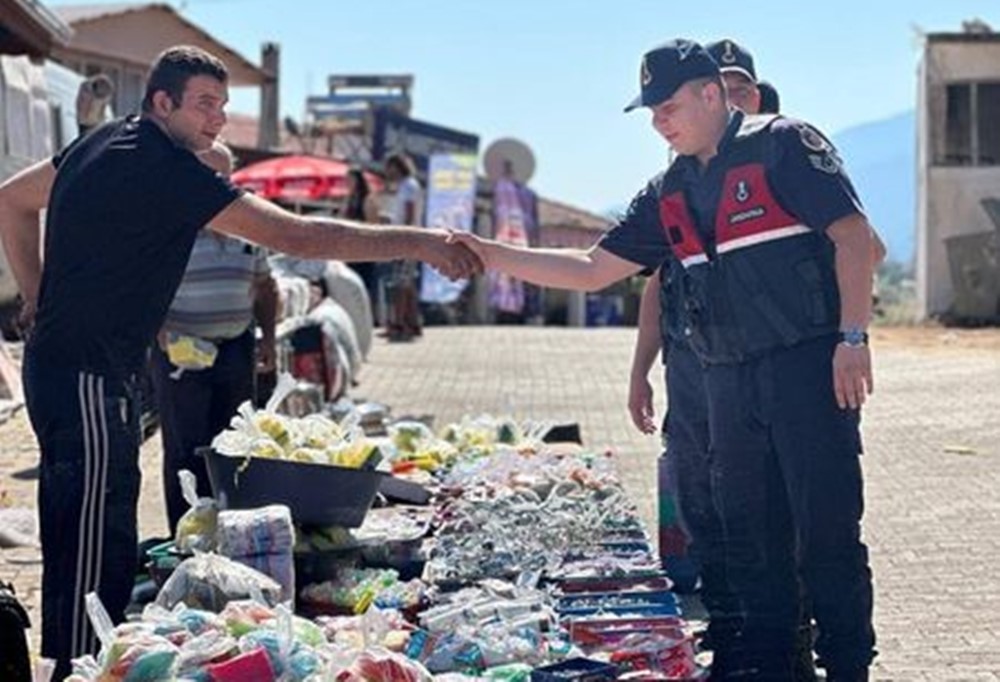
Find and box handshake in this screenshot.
[421,230,494,281]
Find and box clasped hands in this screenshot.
[423,230,492,280]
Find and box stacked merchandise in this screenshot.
[70,411,706,681]
[216,505,297,603]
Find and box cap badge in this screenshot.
[641,57,652,86]
[721,41,737,64]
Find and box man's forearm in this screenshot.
[0,160,55,305]
[631,275,663,380]
[829,216,875,330]
[0,205,42,305]
[213,195,440,263]
[287,216,442,262]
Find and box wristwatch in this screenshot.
[839,328,869,347]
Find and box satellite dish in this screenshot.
[484,138,536,184]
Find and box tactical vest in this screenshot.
[657,115,840,364]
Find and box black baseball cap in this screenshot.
[623,39,721,113]
[758,80,780,113]
[706,39,757,83]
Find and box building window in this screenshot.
[976,83,1000,165]
[936,81,1000,166]
[942,84,972,165]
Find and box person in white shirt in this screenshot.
[384,153,424,340]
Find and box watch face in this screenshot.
[840,329,868,346]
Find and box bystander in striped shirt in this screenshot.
[163,229,269,341]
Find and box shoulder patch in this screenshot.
[796,123,831,153]
[808,152,842,174]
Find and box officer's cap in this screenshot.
[706,39,757,84]
[623,39,721,113]
[758,79,780,113]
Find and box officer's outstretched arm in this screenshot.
[449,231,642,292]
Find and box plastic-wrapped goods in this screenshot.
[324,261,374,360]
[175,470,218,553]
[173,630,239,679]
[300,568,399,614]
[216,505,296,557]
[205,646,275,682]
[238,629,322,682]
[85,632,181,682]
[333,647,433,682]
[308,298,362,385]
[211,375,382,470]
[155,553,285,611]
[315,608,414,653]
[220,600,277,638]
[273,274,313,320]
[216,505,296,602]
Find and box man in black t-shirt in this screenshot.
[0,45,479,678]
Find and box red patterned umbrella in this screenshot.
[231,155,381,202]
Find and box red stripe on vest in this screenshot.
[716,163,799,247]
[659,191,706,264]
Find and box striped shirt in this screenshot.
[163,230,269,340]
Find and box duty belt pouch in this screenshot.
[0,581,32,682]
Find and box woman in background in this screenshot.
[343,167,381,317]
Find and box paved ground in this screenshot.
[2,325,1000,680]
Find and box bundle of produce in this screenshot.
[211,375,381,470]
[387,420,459,474]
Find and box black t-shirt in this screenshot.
[29,116,242,378]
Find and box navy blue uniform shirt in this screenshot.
[601,112,864,273]
[29,117,243,379]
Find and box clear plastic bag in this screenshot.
[155,553,285,612]
[174,470,218,553]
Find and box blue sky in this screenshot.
[50,0,998,214]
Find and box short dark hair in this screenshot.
[142,45,228,113]
[385,152,416,178]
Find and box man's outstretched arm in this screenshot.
[209,193,482,281]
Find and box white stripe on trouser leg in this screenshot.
[91,375,110,654]
[82,375,103,655]
[72,373,94,657]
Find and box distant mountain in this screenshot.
[603,110,917,265]
[833,110,915,265]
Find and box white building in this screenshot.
[917,25,1000,321]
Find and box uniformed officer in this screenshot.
[452,39,878,681]
[627,39,815,679]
